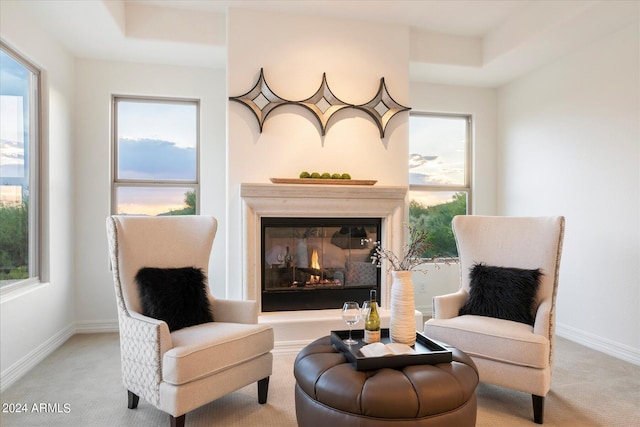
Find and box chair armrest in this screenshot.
[128,311,173,352]
[118,311,172,406]
[124,312,173,354]
[432,289,469,319]
[210,297,259,324]
[533,300,553,337]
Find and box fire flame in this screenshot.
[310,249,320,282]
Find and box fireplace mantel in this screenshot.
[241,183,407,201]
[241,183,407,309]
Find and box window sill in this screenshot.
[423,257,460,265]
[0,279,49,304]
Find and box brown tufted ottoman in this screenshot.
[294,336,479,427]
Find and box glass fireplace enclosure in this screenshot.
[261,217,381,312]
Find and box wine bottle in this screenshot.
[364,290,381,343]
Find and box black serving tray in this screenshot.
[330,328,452,371]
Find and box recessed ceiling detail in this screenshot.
[229,68,410,138]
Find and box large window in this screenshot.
[0,43,40,287]
[112,97,199,216]
[409,113,471,258]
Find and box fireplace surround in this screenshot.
[241,183,407,312]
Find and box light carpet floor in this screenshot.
[1,333,638,427]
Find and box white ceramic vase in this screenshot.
[389,270,416,345]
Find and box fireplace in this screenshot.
[240,183,407,313]
[261,217,381,311]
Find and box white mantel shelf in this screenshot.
[240,183,407,200]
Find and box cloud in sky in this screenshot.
[1,139,24,163]
[118,138,196,181]
[409,115,467,187]
[409,153,464,186]
[409,153,438,169]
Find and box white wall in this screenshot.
[0,2,76,388]
[226,9,410,299]
[409,82,498,315]
[497,23,640,363]
[73,59,227,329]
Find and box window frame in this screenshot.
[0,41,41,293]
[408,111,472,261]
[111,95,200,216]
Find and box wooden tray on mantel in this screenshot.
[270,178,377,186]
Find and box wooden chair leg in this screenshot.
[170,414,185,427]
[532,394,545,424]
[258,376,270,404]
[127,390,139,409]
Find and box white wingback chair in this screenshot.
[424,216,564,424]
[106,216,274,427]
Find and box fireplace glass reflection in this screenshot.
[261,217,381,312]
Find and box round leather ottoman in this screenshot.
[294,336,479,427]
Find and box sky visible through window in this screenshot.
[409,115,467,207]
[0,49,29,207]
[1,46,36,282]
[116,100,197,215]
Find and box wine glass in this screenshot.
[342,301,361,345]
[361,300,371,319]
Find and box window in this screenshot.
[409,113,471,258]
[0,43,40,288]
[112,97,199,216]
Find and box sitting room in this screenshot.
[1,1,638,426]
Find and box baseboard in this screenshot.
[0,324,75,392]
[74,319,119,334]
[556,322,640,366]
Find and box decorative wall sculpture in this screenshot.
[229,68,410,138]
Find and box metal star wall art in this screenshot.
[299,73,351,135]
[229,69,410,138]
[353,78,411,138]
[228,68,287,132]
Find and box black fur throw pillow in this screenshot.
[135,267,213,332]
[459,263,542,326]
